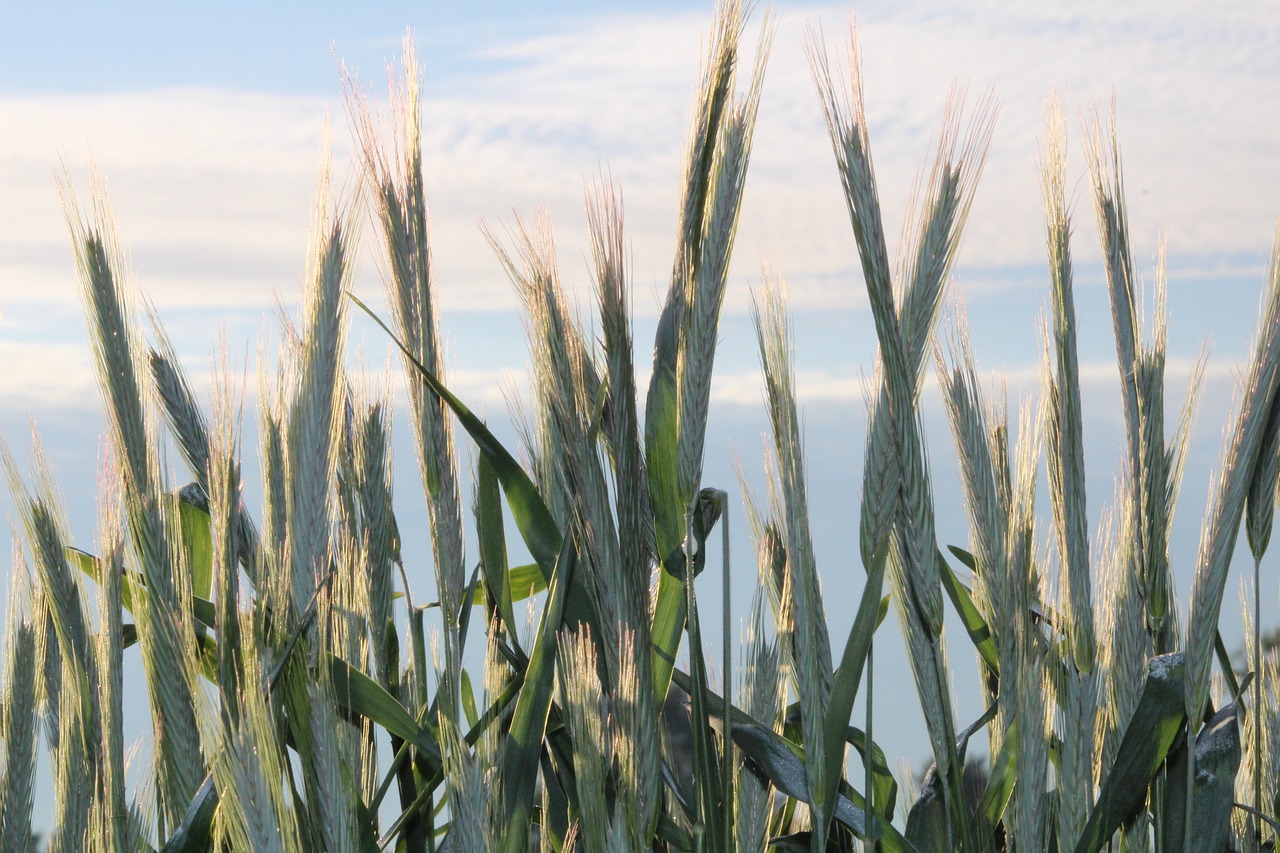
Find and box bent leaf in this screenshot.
[1074,652,1187,853]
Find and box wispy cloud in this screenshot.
[2,2,1277,413]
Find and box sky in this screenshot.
[3,0,1280,833]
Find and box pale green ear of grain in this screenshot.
[0,562,39,853]
[1039,98,1098,850]
[345,38,468,726]
[486,212,628,678]
[557,626,611,851]
[60,170,206,832]
[149,312,262,589]
[735,591,782,853]
[752,271,834,845]
[92,492,129,853]
[1084,106,1186,654]
[208,372,245,726]
[1184,224,1280,730]
[809,20,994,849]
[640,0,773,735]
[284,169,350,618]
[50,654,89,851]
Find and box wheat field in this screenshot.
[1,3,1278,851]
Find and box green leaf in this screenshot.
[681,538,728,851]
[175,491,213,603]
[1159,700,1242,853]
[158,775,217,853]
[328,656,442,769]
[904,767,949,853]
[70,546,217,632]
[649,489,721,710]
[977,721,1017,829]
[1074,652,1188,853]
[939,547,998,676]
[349,294,562,578]
[475,454,520,646]
[473,563,546,606]
[669,669,920,852]
[844,724,898,822]
[351,293,599,642]
[460,669,479,731]
[817,537,890,840]
[498,525,576,853]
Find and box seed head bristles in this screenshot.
[1186,220,1280,733]
[858,364,898,571]
[32,584,63,759]
[1168,346,1208,533]
[1082,105,1182,651]
[477,615,506,769]
[807,24,900,385]
[259,404,290,616]
[57,166,153,504]
[1013,623,1049,853]
[147,317,210,482]
[1003,396,1042,784]
[286,172,350,618]
[0,564,38,852]
[673,0,747,271]
[58,170,208,828]
[217,611,304,853]
[886,530,957,814]
[611,625,657,847]
[936,310,1016,764]
[738,461,788,638]
[346,37,467,716]
[587,178,655,637]
[1237,581,1277,851]
[1040,96,1095,679]
[676,14,773,506]
[1235,594,1279,850]
[586,187,663,840]
[511,365,572,529]
[1247,371,1280,561]
[346,37,464,555]
[897,88,997,382]
[812,25,994,638]
[277,576,358,851]
[143,488,207,828]
[1084,104,1141,482]
[487,212,628,681]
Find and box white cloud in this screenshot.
[2,2,1277,413]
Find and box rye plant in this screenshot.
[2,2,1279,851]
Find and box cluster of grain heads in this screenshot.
[7,2,1280,851]
[809,19,996,851]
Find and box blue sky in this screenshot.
[3,0,1280,830]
